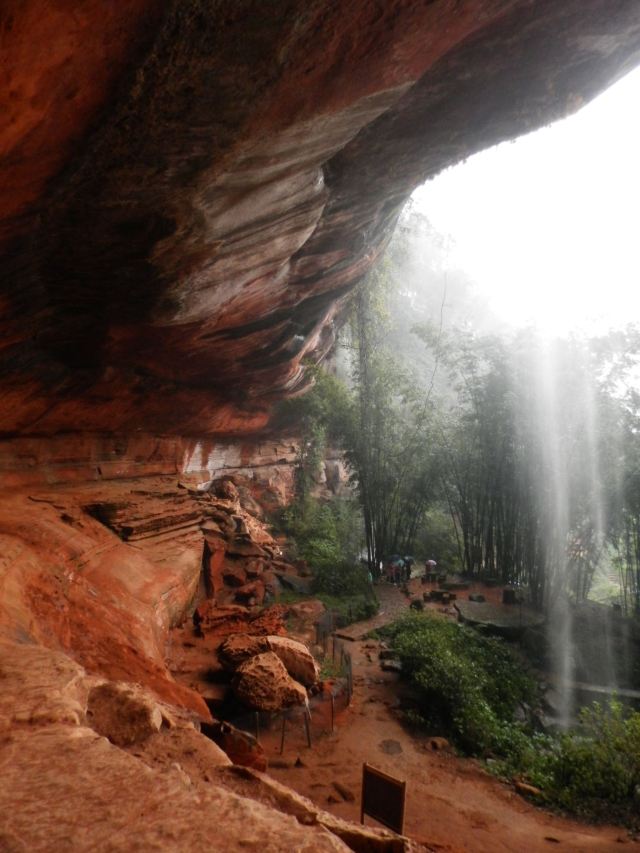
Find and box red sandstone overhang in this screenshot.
[2,1,640,436]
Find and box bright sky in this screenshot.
[412,65,640,338]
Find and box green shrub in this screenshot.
[550,700,640,819]
[317,592,378,626]
[383,613,640,825]
[381,613,536,753]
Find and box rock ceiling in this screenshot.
[2,0,640,437]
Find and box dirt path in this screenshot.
[264,581,639,852]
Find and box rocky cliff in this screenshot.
[3,0,640,436]
[2,2,640,849]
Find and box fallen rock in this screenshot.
[232,652,307,711]
[265,636,320,687]
[218,629,317,680]
[219,634,270,670]
[235,580,265,606]
[249,605,289,637]
[380,660,402,673]
[425,737,451,752]
[213,478,241,505]
[332,781,356,802]
[195,603,288,642]
[203,721,268,772]
[227,539,268,558]
[245,558,264,578]
[379,649,397,661]
[86,681,163,746]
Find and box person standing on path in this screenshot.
[425,558,437,579]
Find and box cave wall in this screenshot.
[2,0,640,715]
[3,5,640,844]
[3,0,640,437]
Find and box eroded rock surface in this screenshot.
[233,651,308,712]
[2,3,640,850]
[0,641,349,853]
[2,2,640,435]
[219,633,319,688]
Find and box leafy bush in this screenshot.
[317,592,378,626]
[550,700,640,819]
[382,612,640,825]
[381,613,536,753]
[281,496,366,595]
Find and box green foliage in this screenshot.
[382,612,640,824]
[550,700,640,818]
[342,270,447,570]
[495,699,640,825]
[282,497,362,582]
[380,613,536,753]
[316,592,378,625]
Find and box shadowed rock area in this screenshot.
[2,1,640,850]
[3,0,640,435]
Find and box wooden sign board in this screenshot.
[361,763,406,835]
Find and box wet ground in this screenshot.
[261,580,640,852]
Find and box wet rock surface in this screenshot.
[0,641,350,853]
[232,651,308,712]
[2,3,640,435]
[2,3,640,849]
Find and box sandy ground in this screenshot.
[261,582,639,853]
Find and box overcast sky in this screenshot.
[412,65,640,338]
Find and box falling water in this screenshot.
[532,335,574,729]
[580,352,618,692]
[516,333,628,728]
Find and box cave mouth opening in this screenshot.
[410,63,640,340]
[390,63,640,727]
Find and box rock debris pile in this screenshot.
[166,477,321,719]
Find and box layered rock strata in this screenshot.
[3,3,640,849]
[2,1,640,434]
[0,640,415,852]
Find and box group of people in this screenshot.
[382,555,438,584]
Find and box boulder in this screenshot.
[232,652,307,711]
[221,634,318,687]
[425,736,451,752]
[265,636,320,687]
[245,558,264,578]
[213,478,240,504]
[219,634,270,670]
[86,682,162,747]
[227,539,269,558]
[249,605,289,637]
[203,721,268,772]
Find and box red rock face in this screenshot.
[2,8,639,841]
[1,1,640,435]
[1,0,640,746]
